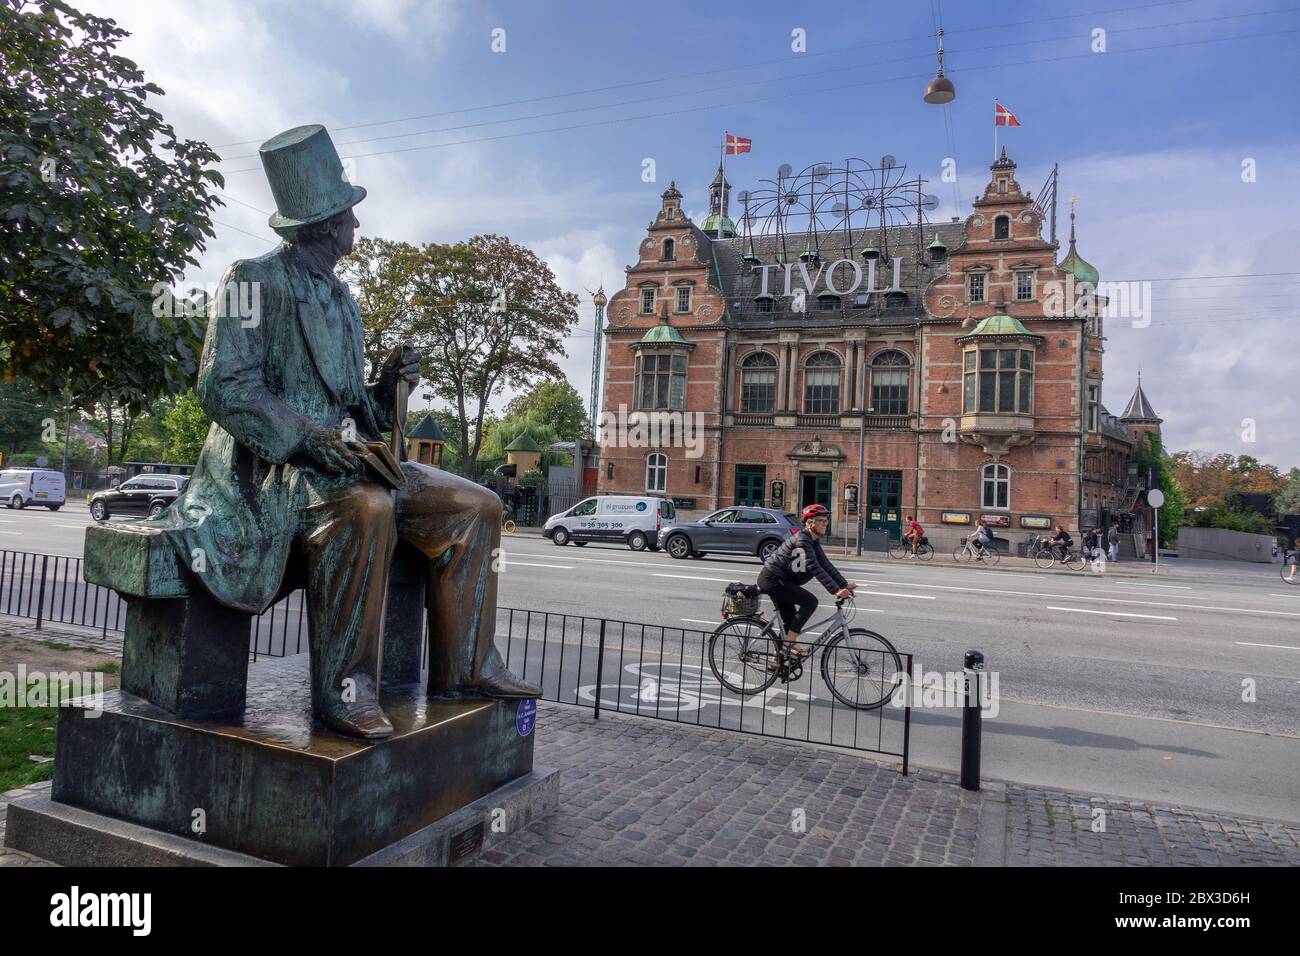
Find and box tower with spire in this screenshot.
[701,166,735,238]
[1120,372,1162,444]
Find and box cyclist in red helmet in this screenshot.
[756,503,857,659]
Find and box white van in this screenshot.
[544,495,676,551]
[0,469,67,511]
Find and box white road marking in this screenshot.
[0,531,22,535]
[1112,582,1193,590]
[501,561,574,570]
[681,619,722,626]
[1235,641,1300,651]
[653,573,747,584]
[1047,605,1178,621]
[850,584,936,600]
[1269,593,1298,598]
[55,524,86,529]
[844,577,1300,619]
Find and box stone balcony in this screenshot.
[959,412,1035,456]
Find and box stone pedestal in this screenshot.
[5,655,556,866]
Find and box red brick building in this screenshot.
[596,149,1159,549]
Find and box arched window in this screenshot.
[982,463,1010,510]
[646,453,667,493]
[870,350,911,416]
[994,216,1010,240]
[803,351,841,414]
[740,351,777,412]
[662,238,675,260]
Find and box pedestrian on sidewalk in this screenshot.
[1108,521,1120,563]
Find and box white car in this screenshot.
[544,495,676,551]
[0,468,66,511]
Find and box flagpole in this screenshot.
[993,100,998,160]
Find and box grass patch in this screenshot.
[0,699,59,793]
[93,661,120,675]
[1044,797,1057,827]
[38,640,76,652]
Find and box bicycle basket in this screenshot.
[721,582,761,619]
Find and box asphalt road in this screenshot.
[5,503,1299,821]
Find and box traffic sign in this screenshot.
[1148,489,1165,508]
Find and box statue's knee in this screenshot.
[352,483,395,524]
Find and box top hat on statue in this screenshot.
[258,124,366,233]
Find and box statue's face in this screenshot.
[336,210,359,256]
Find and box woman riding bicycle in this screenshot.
[757,504,857,659]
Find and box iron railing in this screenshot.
[0,548,912,766]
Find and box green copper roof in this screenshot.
[1058,239,1099,286]
[504,431,543,453]
[701,213,735,235]
[968,313,1034,337]
[639,323,688,345]
[928,233,947,249]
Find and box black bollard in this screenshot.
[960,649,984,791]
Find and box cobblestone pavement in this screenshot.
[2,622,1298,867]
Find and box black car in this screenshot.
[90,474,189,521]
[657,507,801,561]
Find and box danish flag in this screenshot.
[994,101,1021,127]
[724,133,752,155]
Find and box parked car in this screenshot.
[658,507,800,561]
[544,495,676,551]
[0,469,66,510]
[89,474,189,521]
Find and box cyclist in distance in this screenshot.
[1051,524,1074,562]
[757,503,857,659]
[904,514,925,555]
[966,517,992,557]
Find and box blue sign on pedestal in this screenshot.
[516,699,537,736]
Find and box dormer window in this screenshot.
[884,290,908,309]
[930,246,946,263]
[994,216,1010,240]
[640,287,655,314]
[997,178,1008,194]
[755,295,774,314]
[817,293,839,312]
[662,238,675,260]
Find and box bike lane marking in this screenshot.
[501,561,575,570]
[1235,641,1300,651]
[1046,606,1178,621]
[653,573,749,584]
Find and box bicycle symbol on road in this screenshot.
[577,661,817,717]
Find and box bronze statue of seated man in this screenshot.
[159,124,540,739]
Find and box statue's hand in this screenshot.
[295,425,364,477]
[379,345,422,391]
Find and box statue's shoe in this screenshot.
[463,666,542,700]
[321,701,395,739]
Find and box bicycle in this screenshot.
[501,517,517,535]
[889,535,934,560]
[954,539,1000,565]
[1281,548,1299,586]
[707,594,905,710]
[1033,544,1087,571]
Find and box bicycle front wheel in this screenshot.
[982,547,1000,566]
[888,539,908,559]
[1066,550,1088,571]
[917,543,934,561]
[709,617,781,695]
[820,628,905,710]
[502,519,517,535]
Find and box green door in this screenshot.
[866,471,903,539]
[735,465,766,507]
[799,472,832,511]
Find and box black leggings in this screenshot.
[758,573,818,634]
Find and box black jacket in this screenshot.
[760,530,849,593]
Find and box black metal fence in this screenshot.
[0,548,911,767]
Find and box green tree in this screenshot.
[1277,468,1300,516]
[0,0,222,411]
[336,236,422,372]
[160,391,210,463]
[504,380,588,441]
[1135,433,1186,548]
[405,235,578,478]
[0,377,50,455]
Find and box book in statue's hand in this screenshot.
[348,439,407,490]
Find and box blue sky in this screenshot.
[86,0,1300,468]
